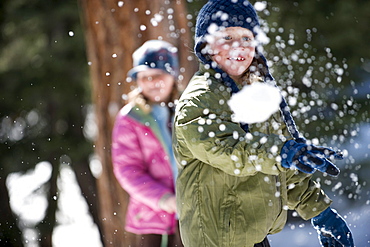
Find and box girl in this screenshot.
[112,40,183,247]
[172,1,353,247]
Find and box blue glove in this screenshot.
[280,139,343,176]
[311,207,354,247]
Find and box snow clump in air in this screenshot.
[228,83,282,124]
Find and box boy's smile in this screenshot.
[228,57,245,61]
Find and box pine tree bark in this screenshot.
[78,0,195,245]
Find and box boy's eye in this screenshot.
[242,37,251,41]
[223,36,232,40]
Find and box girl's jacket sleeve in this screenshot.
[112,115,173,211]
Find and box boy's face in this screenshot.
[136,69,175,103]
[206,27,256,78]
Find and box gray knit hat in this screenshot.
[128,40,179,80]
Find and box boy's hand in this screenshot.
[280,139,342,176]
[312,207,354,247]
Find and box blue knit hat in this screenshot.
[128,40,179,80]
[195,0,264,65]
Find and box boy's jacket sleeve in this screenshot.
[285,169,332,220]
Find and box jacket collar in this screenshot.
[198,63,245,91]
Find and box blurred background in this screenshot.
[0,0,369,246]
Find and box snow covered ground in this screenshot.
[7,164,103,247]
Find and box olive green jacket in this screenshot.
[173,64,331,247]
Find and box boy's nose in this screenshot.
[231,41,242,48]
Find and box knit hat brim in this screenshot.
[128,40,179,80]
[128,64,176,80]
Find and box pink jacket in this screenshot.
[111,104,177,235]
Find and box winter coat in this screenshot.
[112,103,177,235]
[173,64,332,247]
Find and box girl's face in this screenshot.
[136,69,175,103]
[206,27,256,78]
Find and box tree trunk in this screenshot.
[72,158,104,245]
[37,162,59,247]
[78,0,195,246]
[0,171,24,247]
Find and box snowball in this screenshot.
[254,2,267,11]
[228,83,282,124]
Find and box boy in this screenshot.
[172,1,354,246]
